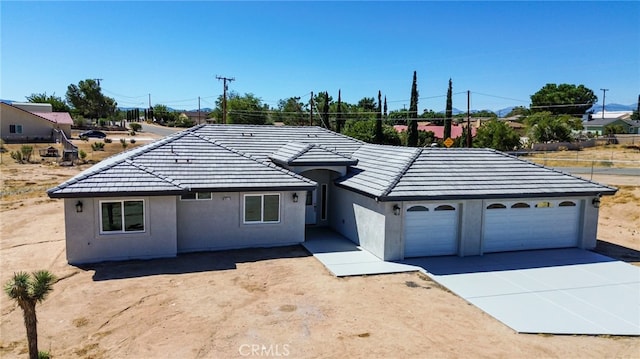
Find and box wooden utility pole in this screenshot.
[600,88,608,120]
[467,90,472,148]
[216,75,235,124]
[198,96,201,125]
[309,91,314,126]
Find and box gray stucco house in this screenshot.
[48,124,616,264]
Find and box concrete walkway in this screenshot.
[302,228,420,277]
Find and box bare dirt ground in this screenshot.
[1,143,639,358]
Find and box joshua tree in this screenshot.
[4,271,56,359]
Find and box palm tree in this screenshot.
[4,271,56,359]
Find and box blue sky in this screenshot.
[2,1,639,113]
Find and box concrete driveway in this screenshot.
[403,248,640,335]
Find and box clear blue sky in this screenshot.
[2,1,639,114]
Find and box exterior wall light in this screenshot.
[393,204,401,216]
[292,193,299,203]
[75,201,83,213]
[592,195,601,208]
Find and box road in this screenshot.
[140,123,184,137]
[552,167,640,177]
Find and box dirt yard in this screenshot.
[1,143,639,358]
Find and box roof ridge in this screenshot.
[380,147,423,198]
[189,132,316,185]
[287,142,314,162]
[125,160,184,190]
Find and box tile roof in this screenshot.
[394,124,477,139]
[48,124,616,200]
[32,111,74,125]
[269,142,358,166]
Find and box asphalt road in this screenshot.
[552,167,640,177]
[140,123,184,137]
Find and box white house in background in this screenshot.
[48,125,616,264]
[0,102,73,141]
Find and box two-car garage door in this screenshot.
[483,199,581,253]
[404,204,458,257]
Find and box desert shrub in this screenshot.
[79,149,87,160]
[120,138,128,149]
[104,138,113,143]
[20,145,33,162]
[129,123,142,132]
[98,119,107,127]
[38,350,51,359]
[130,138,136,144]
[129,130,136,136]
[10,151,23,163]
[91,142,105,151]
[73,116,86,127]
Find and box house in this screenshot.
[47,124,616,264]
[394,123,477,139]
[0,102,73,142]
[584,116,640,135]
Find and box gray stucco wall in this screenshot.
[63,196,177,264]
[176,191,306,253]
[459,200,483,256]
[581,197,599,249]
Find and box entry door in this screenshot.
[305,190,316,225]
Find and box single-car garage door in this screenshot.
[483,199,581,253]
[405,204,459,257]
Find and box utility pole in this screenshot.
[148,94,151,108]
[216,75,235,124]
[309,91,314,126]
[467,90,472,148]
[198,96,201,125]
[93,78,103,86]
[600,88,608,120]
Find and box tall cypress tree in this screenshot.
[336,90,344,133]
[407,71,419,147]
[384,96,388,118]
[375,90,383,144]
[444,78,453,140]
[322,91,330,130]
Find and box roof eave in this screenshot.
[377,189,618,202]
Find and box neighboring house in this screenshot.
[179,111,211,125]
[0,102,73,141]
[394,123,477,139]
[48,124,616,264]
[584,117,640,135]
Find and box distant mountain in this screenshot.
[589,103,636,112]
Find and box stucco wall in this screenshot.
[581,197,599,249]
[176,191,306,253]
[0,105,57,141]
[459,200,483,256]
[63,196,177,264]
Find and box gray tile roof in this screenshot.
[269,142,358,166]
[48,124,616,200]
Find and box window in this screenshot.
[486,203,506,209]
[535,201,553,208]
[511,202,530,208]
[244,194,280,223]
[9,124,23,134]
[434,205,455,211]
[180,192,212,201]
[559,201,576,207]
[407,206,428,212]
[100,200,144,233]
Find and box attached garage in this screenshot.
[404,204,459,257]
[482,199,581,253]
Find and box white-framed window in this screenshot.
[100,199,145,233]
[244,194,280,224]
[180,192,212,201]
[9,124,23,134]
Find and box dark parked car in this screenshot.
[79,130,107,139]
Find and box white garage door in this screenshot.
[405,204,459,257]
[483,199,581,253]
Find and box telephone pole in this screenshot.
[216,75,235,124]
[600,88,608,120]
[93,78,103,86]
[467,90,472,148]
[309,91,314,126]
[198,96,201,125]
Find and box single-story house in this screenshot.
[1,102,73,141]
[48,124,616,264]
[584,117,640,135]
[394,123,477,139]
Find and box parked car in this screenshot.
[79,130,107,139]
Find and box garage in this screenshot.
[404,204,459,257]
[483,199,581,253]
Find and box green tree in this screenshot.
[26,92,70,112]
[474,120,521,151]
[375,90,383,144]
[525,111,582,143]
[66,79,117,120]
[321,92,331,130]
[152,104,178,124]
[213,92,268,125]
[407,71,419,147]
[275,97,307,126]
[336,90,345,133]
[504,106,531,118]
[343,120,401,145]
[444,78,453,140]
[530,83,597,115]
[631,95,639,121]
[604,124,626,135]
[4,270,56,359]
